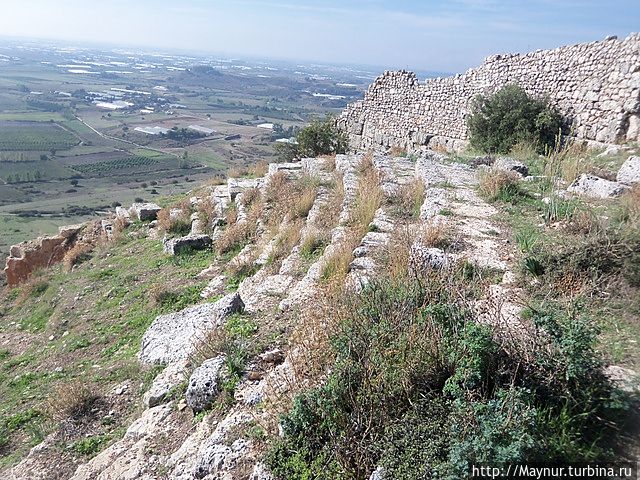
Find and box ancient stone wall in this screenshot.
[339,34,640,152]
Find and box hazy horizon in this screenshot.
[1,0,639,73]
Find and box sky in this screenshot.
[0,0,638,73]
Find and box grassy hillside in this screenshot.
[0,227,213,472]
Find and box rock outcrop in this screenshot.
[568,173,629,198]
[139,292,244,365]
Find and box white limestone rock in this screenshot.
[617,155,640,185]
[409,245,447,272]
[493,156,529,177]
[567,173,628,198]
[139,292,244,365]
[163,234,213,255]
[143,360,188,407]
[185,356,225,412]
[130,202,161,221]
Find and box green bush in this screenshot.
[275,115,348,161]
[468,84,563,154]
[266,270,629,479]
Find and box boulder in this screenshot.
[493,157,529,177]
[567,173,628,198]
[163,234,213,255]
[130,202,161,221]
[185,356,225,412]
[409,245,447,272]
[139,292,244,365]
[617,155,640,185]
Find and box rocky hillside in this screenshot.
[2,142,640,479]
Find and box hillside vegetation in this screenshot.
[1,130,639,479]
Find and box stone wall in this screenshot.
[4,224,86,286]
[339,34,640,152]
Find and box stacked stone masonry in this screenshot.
[339,34,640,151]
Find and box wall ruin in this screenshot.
[339,34,640,152]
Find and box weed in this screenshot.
[73,435,109,456]
[46,380,99,422]
[478,168,524,204]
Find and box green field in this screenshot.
[0,122,78,151]
[70,155,176,175]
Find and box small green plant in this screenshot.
[515,225,540,254]
[72,435,109,456]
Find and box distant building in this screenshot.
[188,125,215,135]
[257,123,274,130]
[95,100,133,110]
[134,126,170,135]
[275,137,298,144]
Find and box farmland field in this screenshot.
[0,121,78,151]
[70,155,179,176]
[0,39,375,267]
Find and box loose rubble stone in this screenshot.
[139,292,244,365]
[410,245,447,271]
[567,173,629,198]
[115,206,131,222]
[493,157,529,177]
[617,155,640,185]
[186,356,225,412]
[250,463,274,480]
[130,202,161,221]
[163,234,213,255]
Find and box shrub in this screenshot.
[46,380,99,422]
[468,84,563,154]
[275,115,348,161]
[267,268,629,478]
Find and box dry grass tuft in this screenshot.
[157,199,192,235]
[240,187,261,207]
[196,196,216,234]
[14,273,50,305]
[215,199,264,255]
[228,161,269,179]
[391,179,426,219]
[618,185,640,226]
[46,380,99,422]
[419,221,453,249]
[478,167,521,201]
[268,219,304,270]
[348,156,383,231]
[389,145,407,157]
[386,225,416,281]
[315,173,344,230]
